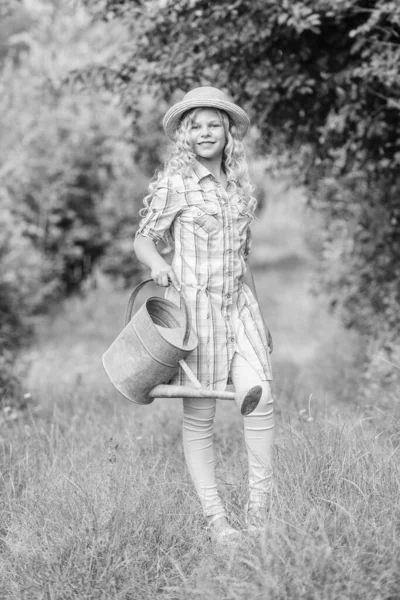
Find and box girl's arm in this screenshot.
[133,234,181,290]
[243,261,273,353]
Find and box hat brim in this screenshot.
[163,98,250,140]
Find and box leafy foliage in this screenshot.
[90,0,400,372]
[0,2,147,403]
[0,220,32,404]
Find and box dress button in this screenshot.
[226,249,232,254]
[197,211,202,216]
[225,293,231,298]
[227,225,231,230]
[226,271,233,276]
[230,337,235,342]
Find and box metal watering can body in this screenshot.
[102,279,262,415]
[102,279,198,405]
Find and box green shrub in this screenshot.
[92,0,400,383]
[0,2,148,402]
[0,212,37,405]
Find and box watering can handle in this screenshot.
[125,278,193,347]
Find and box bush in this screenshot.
[0,2,148,403]
[0,212,38,405]
[91,0,400,383]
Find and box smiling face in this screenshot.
[188,108,227,163]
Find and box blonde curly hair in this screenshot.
[139,108,257,250]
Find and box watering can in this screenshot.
[102,279,262,415]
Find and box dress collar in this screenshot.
[188,160,219,184]
[187,160,240,193]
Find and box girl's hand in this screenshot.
[151,259,181,291]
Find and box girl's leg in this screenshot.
[230,352,275,507]
[182,396,227,524]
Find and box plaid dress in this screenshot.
[136,161,272,390]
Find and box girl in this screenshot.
[133,86,274,543]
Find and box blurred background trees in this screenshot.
[0,0,147,404]
[1,0,399,404]
[87,0,400,385]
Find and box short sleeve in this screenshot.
[135,179,182,244]
[244,227,252,259]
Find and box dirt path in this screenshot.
[250,186,360,409]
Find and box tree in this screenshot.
[0,1,147,405]
[87,0,400,380]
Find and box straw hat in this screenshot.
[163,86,251,140]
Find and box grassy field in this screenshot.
[1,188,400,599]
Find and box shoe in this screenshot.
[211,526,241,545]
[206,515,241,545]
[244,501,271,533]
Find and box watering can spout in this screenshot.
[148,384,262,416]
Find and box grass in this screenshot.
[1,191,400,598]
[1,376,400,599]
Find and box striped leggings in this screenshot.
[182,352,274,519]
